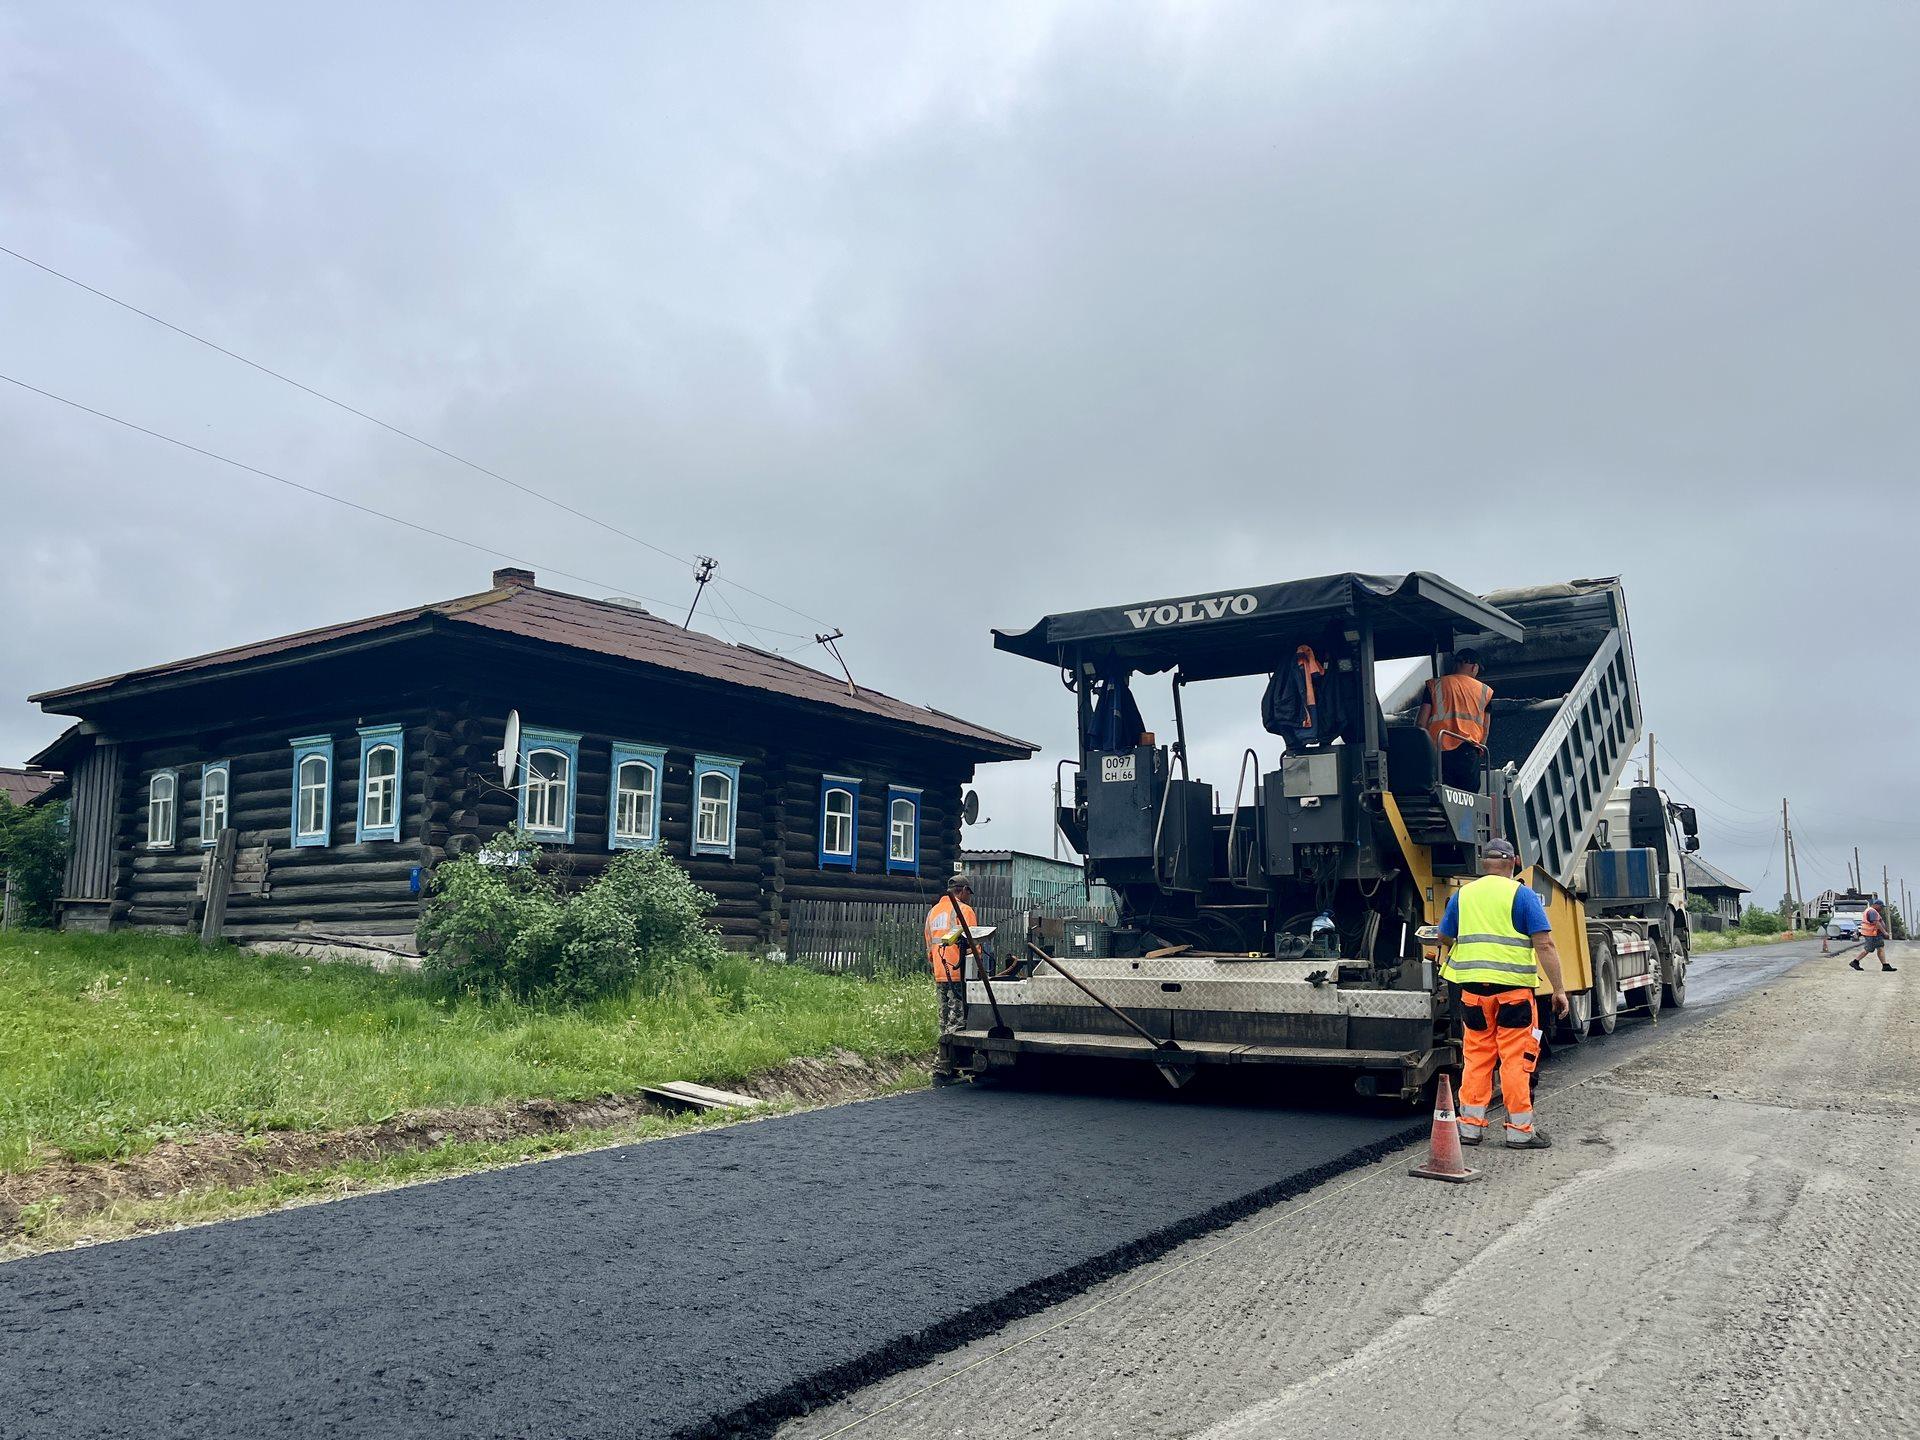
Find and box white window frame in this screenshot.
[297,755,328,838]
[147,770,178,849]
[524,748,571,835]
[514,727,580,844]
[822,787,856,859]
[289,735,331,848]
[886,785,922,874]
[357,724,404,843]
[692,755,743,858]
[199,761,230,847]
[889,796,917,865]
[610,748,664,850]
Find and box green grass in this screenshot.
[1690,928,1808,953]
[0,931,933,1173]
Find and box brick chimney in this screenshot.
[492,567,536,589]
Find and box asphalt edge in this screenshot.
[684,1117,1431,1440]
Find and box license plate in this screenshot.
[1101,754,1136,783]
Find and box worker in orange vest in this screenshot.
[1852,903,1897,973]
[1417,649,1494,791]
[926,873,982,1086]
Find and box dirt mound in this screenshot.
[1,1049,926,1242]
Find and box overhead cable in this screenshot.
[0,242,836,634]
[0,371,666,607]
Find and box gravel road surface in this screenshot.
[783,939,1919,1439]
[0,1057,1421,1438]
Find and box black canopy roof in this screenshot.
[993,571,1524,681]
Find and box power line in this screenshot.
[0,371,666,607]
[1650,743,1777,817]
[0,241,836,634]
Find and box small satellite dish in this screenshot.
[498,710,521,789]
[961,789,980,826]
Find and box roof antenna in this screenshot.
[683,555,717,628]
[815,629,856,695]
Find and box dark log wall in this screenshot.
[55,630,1008,948]
[60,738,123,902]
[115,702,439,939]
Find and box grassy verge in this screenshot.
[0,931,933,1174]
[1690,928,1809,954]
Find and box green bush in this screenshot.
[0,798,69,928]
[1738,903,1786,935]
[417,832,725,1003]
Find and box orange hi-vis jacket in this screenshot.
[1424,674,1494,751]
[1862,907,1884,938]
[925,896,979,983]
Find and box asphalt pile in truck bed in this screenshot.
[0,1080,1423,1439]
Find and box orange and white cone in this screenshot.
[1409,1073,1480,1183]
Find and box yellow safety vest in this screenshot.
[1441,875,1541,988]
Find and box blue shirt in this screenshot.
[1439,881,1553,939]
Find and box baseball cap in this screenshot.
[1483,837,1518,860]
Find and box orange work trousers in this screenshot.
[1456,987,1542,1136]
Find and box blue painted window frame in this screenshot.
[818,775,860,869]
[692,755,744,858]
[356,724,404,843]
[147,769,179,850]
[517,727,581,845]
[289,735,332,849]
[887,786,922,875]
[609,742,667,850]
[200,760,231,847]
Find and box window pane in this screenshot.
[297,755,328,837]
[697,772,733,847]
[365,745,397,830]
[890,798,915,861]
[616,761,655,841]
[526,749,569,831]
[824,789,853,856]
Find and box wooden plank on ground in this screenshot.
[640,1081,764,1114]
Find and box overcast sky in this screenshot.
[3,2,1915,908]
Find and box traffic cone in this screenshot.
[1409,1073,1480,1183]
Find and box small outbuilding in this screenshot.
[0,767,60,808]
[29,569,1033,948]
[1683,854,1750,926]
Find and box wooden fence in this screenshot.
[786,877,1115,981]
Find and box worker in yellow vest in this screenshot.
[925,873,983,1087]
[1435,838,1571,1148]
[1417,649,1494,790]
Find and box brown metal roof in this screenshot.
[0,767,58,807]
[33,577,1035,758]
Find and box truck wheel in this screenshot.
[1629,970,1664,1018]
[1588,942,1620,1036]
[1663,935,1689,1010]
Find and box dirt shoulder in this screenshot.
[3,1048,928,1256]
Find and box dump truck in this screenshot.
[948,572,1697,1099]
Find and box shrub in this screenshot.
[1738,904,1785,935]
[417,831,725,1003]
[0,798,69,928]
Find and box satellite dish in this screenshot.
[961,789,980,826]
[498,710,521,789]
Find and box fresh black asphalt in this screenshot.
[0,939,1811,1440]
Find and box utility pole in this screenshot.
[1884,864,1891,908]
[1853,846,1863,894]
[1645,732,1656,793]
[1780,799,1793,922]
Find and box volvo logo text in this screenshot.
[1123,593,1259,629]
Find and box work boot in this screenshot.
[1458,1123,1485,1147]
[1849,958,1864,971]
[1883,964,1898,973]
[1504,1126,1553,1150]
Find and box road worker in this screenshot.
[926,873,982,1086]
[1435,837,1571,1149]
[1416,649,1494,791]
[1852,902,1896,973]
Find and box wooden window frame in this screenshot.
[515,727,580,844]
[147,769,178,850]
[289,735,332,849]
[199,761,230,847]
[818,776,860,869]
[887,786,922,875]
[356,724,404,843]
[609,742,666,850]
[692,755,743,858]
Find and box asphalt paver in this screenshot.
[0,1069,1421,1438]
